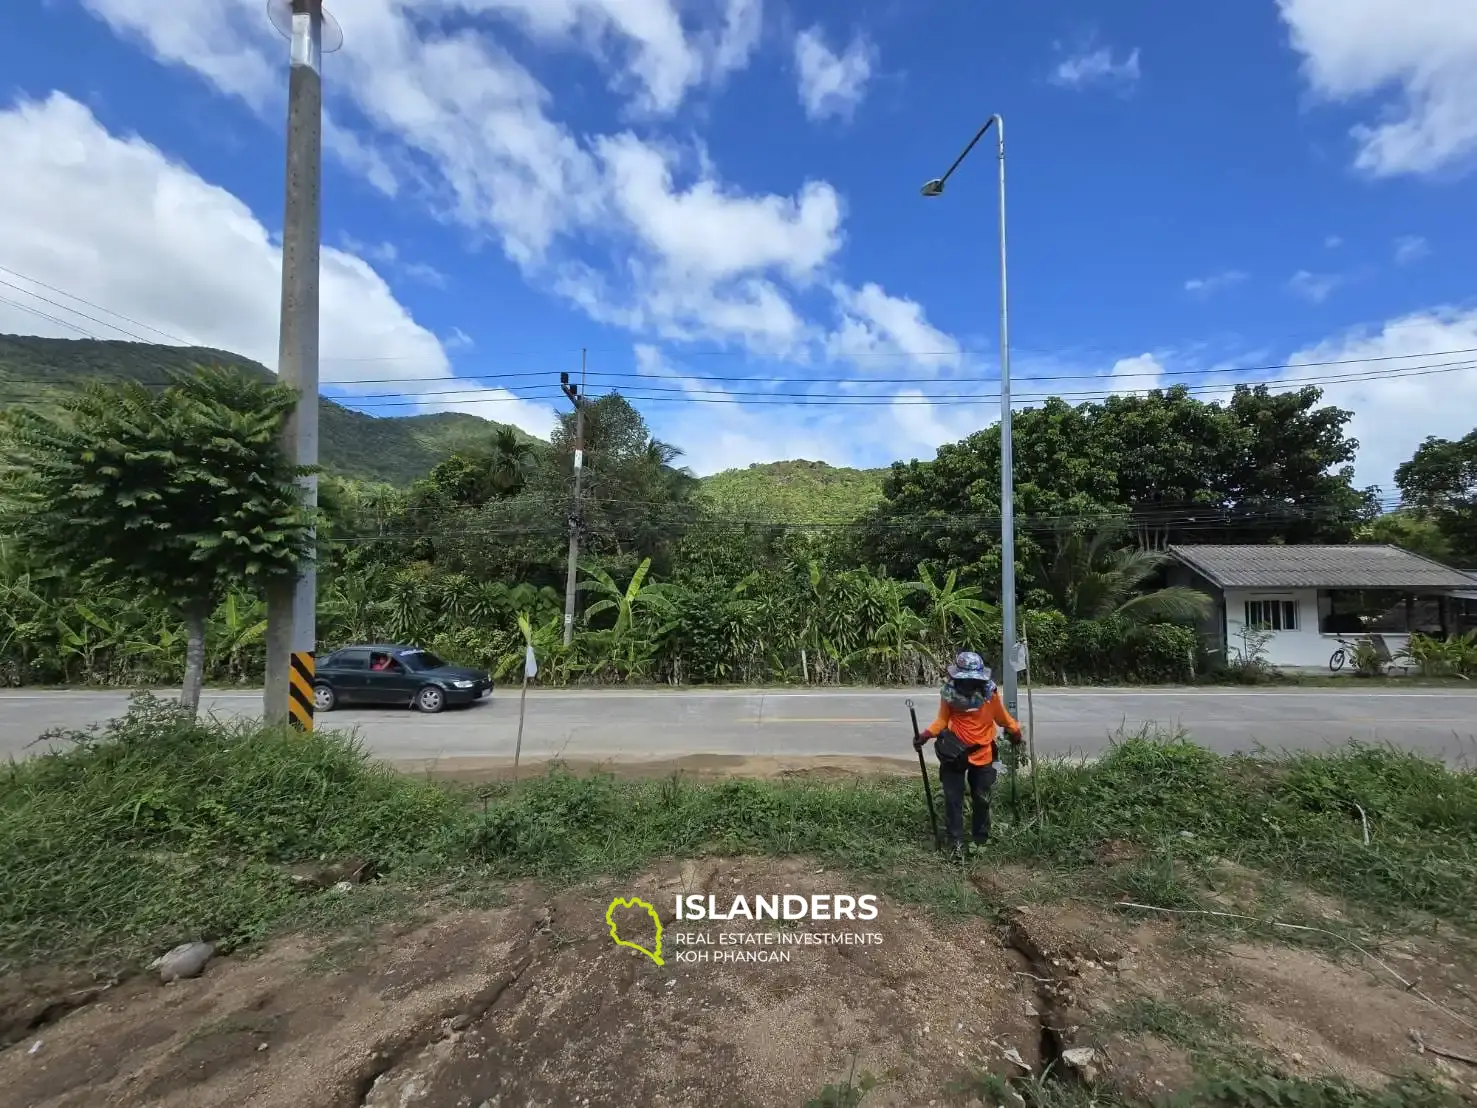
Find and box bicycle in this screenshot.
[1328,636,1359,672]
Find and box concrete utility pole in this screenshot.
[919,114,1020,715]
[560,349,588,647]
[263,0,341,730]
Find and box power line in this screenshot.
[0,265,189,345]
[0,277,166,346]
[319,494,1397,545]
[0,295,102,339]
[2,263,1475,389]
[6,357,1474,415]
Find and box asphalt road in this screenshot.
[2,686,1475,768]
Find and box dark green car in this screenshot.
[312,644,493,714]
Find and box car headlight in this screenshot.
[450,679,474,689]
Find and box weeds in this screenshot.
[1176,1072,1467,1107]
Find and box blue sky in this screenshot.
[2,0,1475,490]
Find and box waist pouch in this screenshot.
[934,728,985,768]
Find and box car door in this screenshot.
[326,648,372,702]
[365,651,419,705]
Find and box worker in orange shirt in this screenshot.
[914,651,1025,860]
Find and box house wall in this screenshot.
[1167,564,1227,660]
[1223,587,1411,669]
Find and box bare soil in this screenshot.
[394,754,921,783]
[3,857,1477,1108]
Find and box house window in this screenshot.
[1245,599,1298,631]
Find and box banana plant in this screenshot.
[916,565,997,663]
[581,558,676,679]
[208,590,268,681]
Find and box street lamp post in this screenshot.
[920,113,1019,716]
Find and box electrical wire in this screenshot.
[2,262,1476,393]
[4,357,1474,410]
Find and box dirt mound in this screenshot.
[2,857,1476,1107]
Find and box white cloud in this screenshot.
[793,26,876,122]
[1287,269,1343,302]
[1283,306,1477,491]
[595,134,842,281]
[1050,42,1141,90]
[77,0,856,362]
[1277,0,1477,177]
[826,282,961,369]
[1325,234,1344,248]
[1184,270,1248,297]
[1104,354,1167,397]
[0,92,557,440]
[469,0,763,115]
[1394,234,1431,264]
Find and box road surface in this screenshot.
[1,686,1474,769]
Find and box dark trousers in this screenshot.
[939,761,997,847]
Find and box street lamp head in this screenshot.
[920,178,946,198]
[267,0,344,54]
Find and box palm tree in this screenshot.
[488,428,534,497]
[1035,522,1212,623]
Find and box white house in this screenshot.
[1165,544,1477,670]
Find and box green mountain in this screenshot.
[0,335,534,486]
[699,459,887,522]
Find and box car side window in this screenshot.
[336,650,370,670]
[369,651,401,673]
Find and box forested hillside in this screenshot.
[0,335,528,485]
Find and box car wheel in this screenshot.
[314,683,337,712]
[414,684,446,713]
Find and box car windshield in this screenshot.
[399,651,445,671]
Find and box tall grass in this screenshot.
[2,696,1475,973]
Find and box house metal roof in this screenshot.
[1166,544,1477,590]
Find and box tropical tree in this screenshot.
[1396,429,1477,564]
[0,366,314,713]
[1033,522,1213,624]
[916,565,997,661]
[488,427,536,496]
[580,557,675,678]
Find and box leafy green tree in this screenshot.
[1032,522,1213,623]
[1395,430,1477,564]
[1353,511,1452,562]
[0,367,314,713]
[860,383,1375,582]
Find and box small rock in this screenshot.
[1002,1046,1032,1071]
[1061,1046,1103,1084]
[448,1014,472,1032]
[28,1041,41,1056]
[330,881,353,894]
[257,1042,269,1052]
[152,942,215,983]
[665,979,676,988]
[534,908,552,930]
[1291,1051,1305,1065]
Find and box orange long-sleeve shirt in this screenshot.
[918,689,1021,766]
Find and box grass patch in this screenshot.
[1105,995,1258,1073]
[2,696,1475,974]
